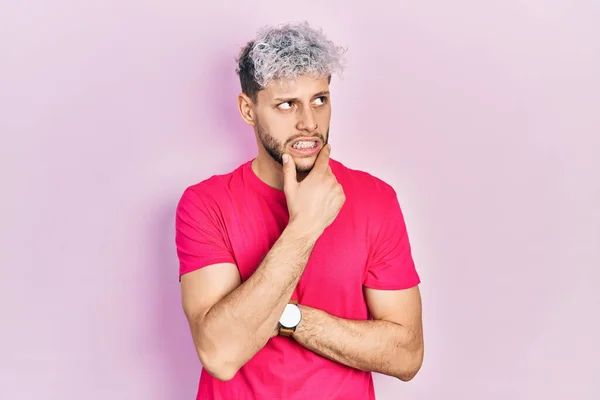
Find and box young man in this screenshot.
[175,21,424,400]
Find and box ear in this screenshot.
[237,93,256,126]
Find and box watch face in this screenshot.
[279,304,302,328]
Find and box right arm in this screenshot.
[181,223,318,381]
[179,145,344,381]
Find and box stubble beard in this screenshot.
[256,122,329,174]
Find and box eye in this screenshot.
[313,96,326,106]
[277,101,293,110]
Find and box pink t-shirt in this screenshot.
[175,158,420,400]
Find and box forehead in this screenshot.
[258,75,330,102]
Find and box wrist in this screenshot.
[278,300,302,337]
[270,323,279,338]
[291,305,317,340]
[285,218,323,242]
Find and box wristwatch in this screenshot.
[278,299,302,337]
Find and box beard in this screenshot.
[256,121,328,174]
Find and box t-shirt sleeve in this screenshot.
[363,185,420,290]
[175,186,236,280]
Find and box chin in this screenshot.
[294,160,316,174]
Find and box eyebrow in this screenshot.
[273,91,330,103]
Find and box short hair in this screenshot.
[236,21,346,100]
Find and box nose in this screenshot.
[297,106,318,132]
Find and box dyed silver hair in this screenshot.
[237,21,346,92]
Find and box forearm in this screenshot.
[293,306,424,381]
[197,223,318,377]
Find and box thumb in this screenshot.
[282,153,297,196]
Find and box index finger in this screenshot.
[312,144,331,173]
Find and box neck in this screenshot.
[251,152,308,191]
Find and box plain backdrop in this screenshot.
[1,1,599,399]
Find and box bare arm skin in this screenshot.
[180,145,345,381]
[292,286,424,381]
[181,224,318,381]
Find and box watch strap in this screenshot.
[279,326,295,337]
[278,299,299,337]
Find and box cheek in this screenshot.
[317,107,331,125]
[266,112,295,134]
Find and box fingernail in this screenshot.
[282,154,289,163]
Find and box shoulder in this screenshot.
[330,158,398,202]
[177,162,247,214]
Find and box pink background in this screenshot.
[1,1,599,399]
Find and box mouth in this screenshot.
[289,137,322,152]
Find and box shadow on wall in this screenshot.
[210,49,259,165]
[152,202,200,399]
[148,51,257,398]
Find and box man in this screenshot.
[175,21,424,400]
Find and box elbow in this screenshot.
[194,330,241,382]
[197,348,240,382]
[396,368,419,382]
[395,345,424,382]
[190,320,242,382]
[205,363,239,382]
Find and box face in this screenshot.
[241,75,332,174]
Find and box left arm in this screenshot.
[292,285,424,381]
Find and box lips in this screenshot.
[287,136,323,156]
[289,137,322,148]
